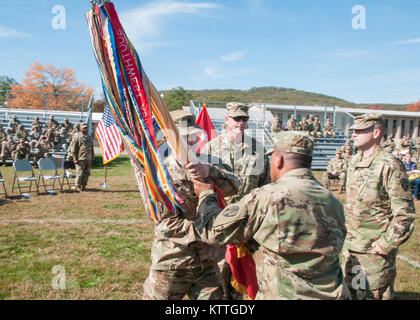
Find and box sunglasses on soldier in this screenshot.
[230,116,249,123]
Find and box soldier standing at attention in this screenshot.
[343,113,416,300]
[322,149,347,193]
[68,124,94,192]
[196,102,270,299]
[192,131,350,300]
[142,110,239,300]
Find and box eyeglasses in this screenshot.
[230,116,249,123]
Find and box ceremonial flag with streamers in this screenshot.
[95,105,124,164]
[86,1,192,224]
[195,103,218,153]
[197,108,259,300]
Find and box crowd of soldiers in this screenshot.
[270,113,337,140]
[142,104,415,301]
[0,115,79,165]
[0,114,94,193]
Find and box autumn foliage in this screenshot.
[406,100,420,112]
[9,62,94,111]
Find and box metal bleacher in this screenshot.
[188,101,351,170]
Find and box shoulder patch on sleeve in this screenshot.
[222,205,240,217]
[401,178,410,192]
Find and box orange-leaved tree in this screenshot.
[407,100,420,112]
[10,62,94,111]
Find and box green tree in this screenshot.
[163,87,192,111]
[0,75,18,106]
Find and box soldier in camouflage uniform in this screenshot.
[270,114,282,135]
[310,117,323,138]
[12,139,30,160]
[31,116,43,132]
[45,115,59,131]
[343,145,353,165]
[143,110,240,300]
[199,102,270,299]
[15,124,29,142]
[33,136,54,163]
[67,124,94,191]
[192,131,350,300]
[343,113,416,300]
[323,118,336,140]
[300,117,310,134]
[322,149,347,193]
[286,115,297,131]
[1,136,17,165]
[0,126,7,154]
[60,118,74,134]
[6,115,20,136]
[307,114,315,128]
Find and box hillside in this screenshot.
[162,86,408,111]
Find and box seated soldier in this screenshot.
[1,136,17,166]
[310,117,323,138]
[300,117,310,134]
[403,152,420,200]
[29,126,42,150]
[6,115,20,136]
[0,125,7,153]
[15,124,29,142]
[33,136,54,163]
[343,145,353,165]
[322,149,347,193]
[271,114,282,134]
[60,118,74,134]
[46,115,60,131]
[56,127,70,151]
[12,139,30,160]
[286,115,296,131]
[31,116,43,132]
[323,118,336,141]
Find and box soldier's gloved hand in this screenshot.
[185,160,210,179]
[191,178,214,196]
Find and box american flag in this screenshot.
[95,105,124,164]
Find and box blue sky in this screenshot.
[1,0,419,104]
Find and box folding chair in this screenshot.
[52,155,75,191]
[12,159,40,196]
[0,168,7,198]
[38,158,63,193]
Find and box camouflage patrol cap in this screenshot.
[80,123,88,129]
[336,148,342,154]
[12,115,17,119]
[50,115,54,119]
[349,113,385,130]
[170,110,202,136]
[35,116,39,120]
[19,138,25,143]
[226,102,249,119]
[64,118,69,121]
[266,131,314,156]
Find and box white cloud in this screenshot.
[120,1,220,52]
[0,25,31,39]
[204,66,225,79]
[221,50,247,62]
[388,37,420,46]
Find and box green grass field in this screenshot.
[0,156,418,299]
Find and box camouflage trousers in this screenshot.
[323,132,336,138]
[342,248,397,300]
[322,172,346,188]
[75,160,91,187]
[142,265,224,300]
[310,131,323,138]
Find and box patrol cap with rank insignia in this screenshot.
[349,113,385,130]
[170,110,202,136]
[266,131,314,156]
[226,102,249,119]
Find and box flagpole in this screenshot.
[99,164,111,189]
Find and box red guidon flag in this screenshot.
[195,103,218,153]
